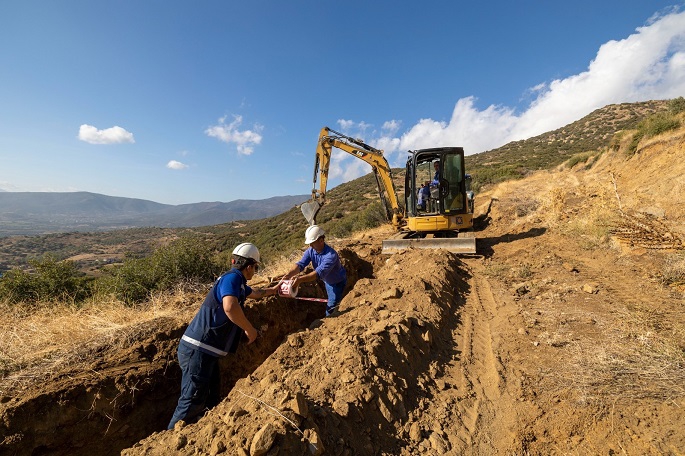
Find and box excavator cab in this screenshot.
[406,149,467,216]
[381,147,476,254]
[403,148,473,231]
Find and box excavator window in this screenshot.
[443,153,465,213]
[413,158,439,213]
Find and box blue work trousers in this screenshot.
[324,279,347,316]
[167,343,221,429]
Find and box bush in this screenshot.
[99,236,229,304]
[669,96,685,114]
[0,255,91,304]
[627,111,681,154]
[565,151,593,169]
[327,202,387,238]
[639,112,681,138]
[660,253,685,287]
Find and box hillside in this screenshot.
[0,192,309,237]
[465,99,670,187]
[0,116,683,455]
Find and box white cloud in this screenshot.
[205,115,263,155]
[382,120,401,135]
[167,160,188,170]
[78,124,135,144]
[337,119,356,131]
[367,8,685,170]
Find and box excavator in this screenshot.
[301,126,476,254]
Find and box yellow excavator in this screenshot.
[301,126,476,254]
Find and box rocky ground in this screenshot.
[1,130,684,455]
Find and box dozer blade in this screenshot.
[300,201,321,225]
[381,231,477,255]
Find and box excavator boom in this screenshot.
[301,127,402,226]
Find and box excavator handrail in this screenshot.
[302,126,403,227]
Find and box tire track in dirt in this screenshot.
[450,270,505,453]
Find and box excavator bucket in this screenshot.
[381,230,477,255]
[300,200,321,225]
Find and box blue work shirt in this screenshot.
[180,268,253,356]
[296,244,347,285]
[211,270,253,325]
[418,186,430,205]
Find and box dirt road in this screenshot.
[1,132,684,455]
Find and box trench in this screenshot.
[0,249,373,456]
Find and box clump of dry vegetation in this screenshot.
[0,287,201,395]
[551,304,685,403]
[660,253,685,289]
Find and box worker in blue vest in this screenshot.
[282,225,347,317]
[168,242,278,429]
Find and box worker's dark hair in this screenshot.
[232,255,256,271]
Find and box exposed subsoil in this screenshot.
[1,132,684,455]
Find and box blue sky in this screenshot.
[1,1,684,205]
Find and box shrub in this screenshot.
[565,151,593,169]
[639,112,681,138]
[0,255,91,304]
[660,253,685,287]
[626,111,681,155]
[99,236,229,304]
[327,202,389,238]
[669,96,685,114]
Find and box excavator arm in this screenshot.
[301,127,403,227]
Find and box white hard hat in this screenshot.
[232,242,260,262]
[304,225,325,244]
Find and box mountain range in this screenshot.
[0,192,309,237]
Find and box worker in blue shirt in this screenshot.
[417,181,431,211]
[283,225,347,317]
[168,242,278,429]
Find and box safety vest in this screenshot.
[180,269,247,357]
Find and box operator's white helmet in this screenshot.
[232,242,260,262]
[304,225,325,244]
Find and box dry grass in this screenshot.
[566,311,685,402]
[0,250,315,397]
[660,253,685,288]
[259,250,304,285]
[553,183,621,250]
[0,285,203,395]
[545,304,685,403]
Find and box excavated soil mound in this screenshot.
[124,248,470,456]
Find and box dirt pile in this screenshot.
[1,127,684,455]
[124,248,470,456]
